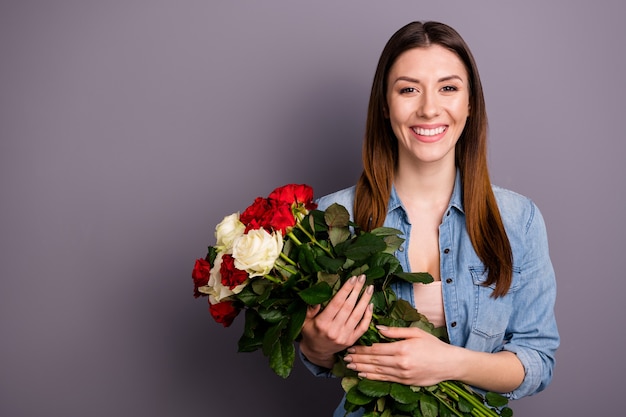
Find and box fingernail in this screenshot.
[348,276,356,284]
[346,363,357,370]
[368,303,374,312]
[376,325,388,331]
[347,347,355,353]
[366,285,374,294]
[358,275,366,283]
[343,355,352,362]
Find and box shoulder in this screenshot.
[491,185,543,234]
[491,185,550,263]
[315,186,356,216]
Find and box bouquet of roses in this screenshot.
[192,184,513,417]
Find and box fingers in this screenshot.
[320,275,370,321]
[305,304,321,320]
[375,325,426,339]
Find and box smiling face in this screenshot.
[386,45,470,169]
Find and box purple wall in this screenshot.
[1,1,624,416]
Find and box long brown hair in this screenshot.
[354,21,513,297]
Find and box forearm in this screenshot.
[448,347,524,393]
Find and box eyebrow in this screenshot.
[392,75,465,85]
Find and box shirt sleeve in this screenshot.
[296,343,336,378]
[501,201,560,399]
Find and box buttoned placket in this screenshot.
[440,207,460,345]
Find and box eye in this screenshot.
[399,87,416,94]
[441,85,458,92]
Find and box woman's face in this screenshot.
[386,45,470,169]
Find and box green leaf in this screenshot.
[394,272,434,284]
[329,226,351,247]
[363,265,385,280]
[316,255,344,273]
[357,379,392,397]
[390,383,422,404]
[382,235,405,254]
[438,402,452,417]
[500,407,514,417]
[237,333,262,352]
[286,303,307,341]
[317,271,340,290]
[324,203,351,228]
[257,307,285,323]
[390,299,425,322]
[485,391,509,408]
[269,334,295,378]
[346,385,375,406]
[369,226,402,237]
[261,318,287,356]
[235,285,260,307]
[458,398,473,413]
[297,245,321,274]
[298,281,333,305]
[419,395,439,417]
[341,376,360,393]
[344,233,387,261]
[370,291,389,312]
[358,326,382,345]
[206,246,219,265]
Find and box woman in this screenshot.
[298,21,559,416]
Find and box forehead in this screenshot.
[389,45,468,80]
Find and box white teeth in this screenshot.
[413,126,446,136]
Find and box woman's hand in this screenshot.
[343,326,455,386]
[299,275,374,369]
[343,325,525,392]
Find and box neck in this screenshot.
[393,161,456,209]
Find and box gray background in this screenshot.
[1,1,624,416]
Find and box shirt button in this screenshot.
[443,248,450,254]
[446,278,453,284]
[451,322,457,328]
[398,246,404,252]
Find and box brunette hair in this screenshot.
[354,21,513,297]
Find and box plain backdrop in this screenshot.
[1,1,625,416]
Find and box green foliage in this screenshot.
[224,203,511,416]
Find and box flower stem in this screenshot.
[429,389,465,417]
[287,231,303,246]
[439,381,500,417]
[279,252,297,267]
[263,274,283,284]
[293,224,334,257]
[275,262,297,276]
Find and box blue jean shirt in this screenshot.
[300,172,559,415]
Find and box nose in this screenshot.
[417,90,440,119]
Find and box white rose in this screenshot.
[215,212,245,252]
[232,228,283,277]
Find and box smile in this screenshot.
[412,126,447,136]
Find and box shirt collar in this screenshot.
[389,168,465,216]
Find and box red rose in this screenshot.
[240,197,272,231]
[264,200,296,234]
[192,258,211,298]
[240,196,296,234]
[209,299,239,327]
[219,254,249,289]
[269,184,316,210]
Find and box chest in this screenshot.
[405,209,442,280]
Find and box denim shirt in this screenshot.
[300,172,559,415]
